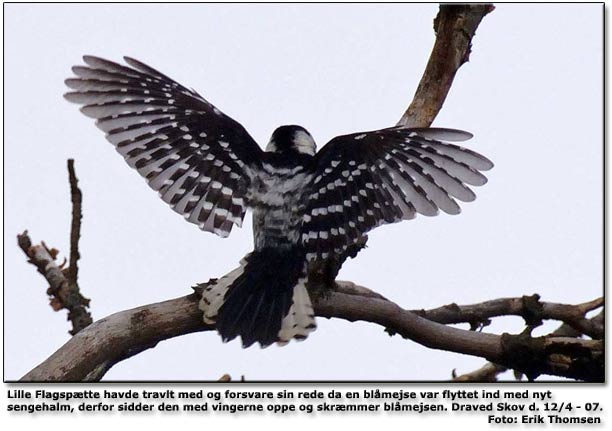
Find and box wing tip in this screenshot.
[419,205,440,217]
[123,55,139,64]
[79,105,97,118]
[480,158,495,171]
[63,92,80,103]
[82,54,99,65]
[408,127,474,142]
[123,56,138,68]
[71,65,86,75]
[64,78,81,89]
[443,201,462,216]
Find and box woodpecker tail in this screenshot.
[199,248,316,347]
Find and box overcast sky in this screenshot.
[4,4,603,382]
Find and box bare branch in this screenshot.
[19,290,603,382]
[452,310,604,382]
[17,160,91,335]
[17,231,92,335]
[66,159,82,285]
[551,310,604,338]
[334,280,389,300]
[414,295,604,339]
[20,294,206,381]
[398,4,494,127]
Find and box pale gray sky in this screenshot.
[4,4,603,381]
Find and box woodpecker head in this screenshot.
[266,125,316,156]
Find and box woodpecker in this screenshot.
[65,56,494,348]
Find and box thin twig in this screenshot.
[67,159,82,285]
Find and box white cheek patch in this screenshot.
[265,139,277,152]
[292,130,316,155]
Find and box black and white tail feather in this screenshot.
[65,56,493,348]
[200,248,315,348]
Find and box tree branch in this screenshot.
[451,310,604,382]
[414,295,603,339]
[66,159,82,286]
[19,289,603,382]
[17,161,92,335]
[18,231,92,335]
[398,4,494,127]
[551,310,604,338]
[20,294,204,382]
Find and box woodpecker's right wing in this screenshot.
[302,127,494,261]
[65,56,263,237]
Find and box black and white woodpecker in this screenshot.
[65,56,494,348]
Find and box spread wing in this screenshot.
[301,127,494,260]
[65,56,263,237]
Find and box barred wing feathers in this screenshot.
[302,127,493,260]
[65,56,263,237]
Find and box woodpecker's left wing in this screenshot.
[301,127,493,261]
[65,56,263,237]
